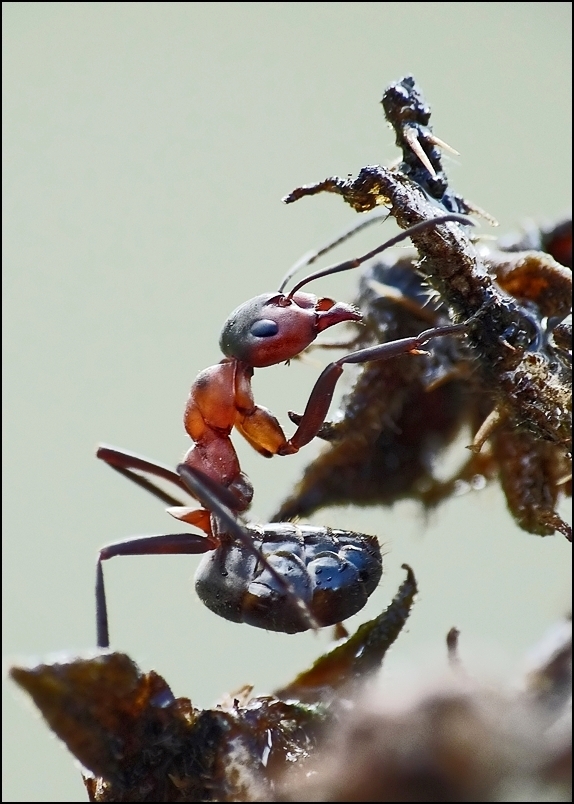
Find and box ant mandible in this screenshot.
[96,212,472,644]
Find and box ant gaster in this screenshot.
[96,213,472,644]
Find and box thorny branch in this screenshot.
[284,167,571,452]
[279,75,571,540]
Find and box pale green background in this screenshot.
[3,3,572,801]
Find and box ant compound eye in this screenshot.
[250,319,279,338]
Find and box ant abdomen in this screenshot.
[194,524,383,633]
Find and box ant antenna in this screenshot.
[285,214,474,298]
[278,208,390,294]
[177,464,320,632]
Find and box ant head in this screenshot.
[220,216,472,368]
[220,291,361,368]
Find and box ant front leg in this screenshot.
[285,322,468,451]
[96,530,216,649]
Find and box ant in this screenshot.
[96,212,473,646]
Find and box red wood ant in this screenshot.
[96,213,472,646]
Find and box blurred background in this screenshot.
[3,3,571,801]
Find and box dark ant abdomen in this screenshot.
[194,524,383,633]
